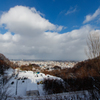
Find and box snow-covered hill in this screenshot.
[6,71,61,97]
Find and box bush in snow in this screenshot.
[43,78,65,94]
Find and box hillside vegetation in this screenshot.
[0,53,17,75]
[42,58,100,99]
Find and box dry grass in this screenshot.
[20,64,41,71]
[20,65,32,71]
[43,58,100,95]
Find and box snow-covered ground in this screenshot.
[4,70,100,100]
[5,68,14,76]
[5,71,61,97]
[7,90,93,100]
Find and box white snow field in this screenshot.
[6,71,61,97]
[5,68,14,76]
[5,70,98,100]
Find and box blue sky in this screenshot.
[0,0,100,60]
[0,0,100,33]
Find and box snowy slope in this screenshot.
[6,71,61,97]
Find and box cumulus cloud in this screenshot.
[0,32,20,42]
[83,7,100,24]
[0,5,99,61]
[0,6,62,36]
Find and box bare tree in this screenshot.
[85,31,100,99]
[85,31,100,59]
[85,31,100,74]
[0,77,11,100]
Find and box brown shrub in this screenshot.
[73,59,100,78]
[53,66,61,70]
[42,59,100,94]
[43,78,65,94]
[0,59,10,75]
[20,65,32,71]
[29,64,40,68]
[63,77,96,92]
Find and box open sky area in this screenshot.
[0,0,100,61]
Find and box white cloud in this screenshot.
[65,6,77,15]
[0,32,20,42]
[0,6,99,61]
[0,6,63,36]
[30,7,45,17]
[2,32,12,41]
[83,7,100,24]
[57,26,64,31]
